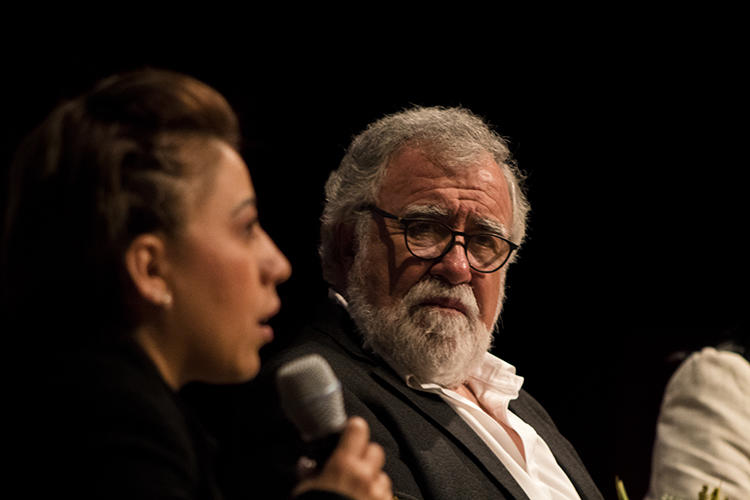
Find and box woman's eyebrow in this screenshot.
[231,196,257,216]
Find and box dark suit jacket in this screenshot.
[222,299,604,500]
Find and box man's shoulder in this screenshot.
[264,299,371,373]
[262,322,377,393]
[511,388,557,424]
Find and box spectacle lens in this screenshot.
[363,205,517,274]
[404,220,511,273]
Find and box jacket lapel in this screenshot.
[509,397,600,498]
[371,366,530,500]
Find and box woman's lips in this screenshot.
[260,300,281,324]
[258,324,274,342]
[258,301,281,342]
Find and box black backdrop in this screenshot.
[3,38,746,498]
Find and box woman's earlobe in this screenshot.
[124,234,171,307]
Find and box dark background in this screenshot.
[3,31,746,498]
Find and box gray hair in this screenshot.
[319,106,530,285]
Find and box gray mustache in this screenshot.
[402,279,480,320]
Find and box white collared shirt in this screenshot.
[404,353,581,499]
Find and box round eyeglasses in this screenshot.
[364,205,518,273]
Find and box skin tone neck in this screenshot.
[125,230,191,391]
[133,323,184,389]
[455,383,526,461]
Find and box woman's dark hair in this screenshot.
[1,68,240,342]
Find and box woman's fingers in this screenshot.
[369,471,393,500]
[362,441,386,471]
[335,415,370,457]
[293,417,393,500]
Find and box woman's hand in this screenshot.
[293,416,393,500]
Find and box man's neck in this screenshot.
[455,382,526,462]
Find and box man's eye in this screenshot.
[408,221,436,236]
[472,234,499,249]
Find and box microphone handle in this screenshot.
[303,431,342,468]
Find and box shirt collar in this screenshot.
[404,352,524,424]
[405,352,524,400]
[329,288,348,308]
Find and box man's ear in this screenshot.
[332,222,358,290]
[124,234,172,307]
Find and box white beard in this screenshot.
[346,241,502,388]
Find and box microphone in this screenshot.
[276,354,347,466]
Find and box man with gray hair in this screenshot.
[231,106,603,499]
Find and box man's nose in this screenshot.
[428,240,472,285]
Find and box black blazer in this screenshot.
[222,299,604,500]
[16,337,352,500]
[18,338,223,499]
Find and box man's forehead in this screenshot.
[383,146,506,188]
[476,168,498,183]
[378,147,513,228]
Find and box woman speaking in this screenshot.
[2,68,391,500]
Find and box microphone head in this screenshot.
[276,354,347,441]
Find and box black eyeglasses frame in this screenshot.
[362,204,518,274]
